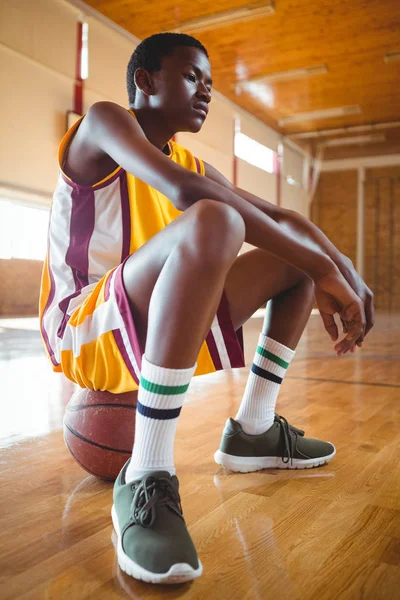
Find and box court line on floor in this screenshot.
[285,376,400,389]
[294,352,400,361]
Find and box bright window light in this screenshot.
[81,22,89,80]
[0,200,49,260]
[234,131,275,174]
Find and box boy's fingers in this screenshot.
[321,312,338,341]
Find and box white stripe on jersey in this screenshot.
[60,268,141,380]
[42,178,74,355]
[42,174,126,362]
[210,315,231,369]
[88,178,124,283]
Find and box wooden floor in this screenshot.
[1,313,399,599]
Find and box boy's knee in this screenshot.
[191,199,245,246]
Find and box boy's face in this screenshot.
[152,46,212,133]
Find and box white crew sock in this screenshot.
[125,356,196,483]
[235,334,295,435]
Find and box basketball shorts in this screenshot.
[58,258,245,393]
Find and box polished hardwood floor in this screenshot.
[0,313,399,599]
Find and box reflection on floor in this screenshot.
[1,312,399,448]
[0,323,76,446]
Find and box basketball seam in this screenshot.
[63,421,132,453]
[67,403,137,411]
[63,434,115,480]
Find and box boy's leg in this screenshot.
[113,199,245,583]
[123,200,245,367]
[224,247,314,341]
[214,247,336,471]
[124,199,245,478]
[226,247,312,432]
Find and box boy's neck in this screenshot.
[131,106,176,153]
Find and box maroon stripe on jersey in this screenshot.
[206,330,223,371]
[67,185,95,290]
[120,171,131,261]
[112,329,140,385]
[194,156,201,173]
[57,292,80,338]
[57,186,95,338]
[216,291,245,369]
[113,259,143,380]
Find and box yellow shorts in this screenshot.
[56,258,245,393]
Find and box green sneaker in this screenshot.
[214,414,336,472]
[112,459,202,584]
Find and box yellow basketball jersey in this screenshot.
[39,107,244,392]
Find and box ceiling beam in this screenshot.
[170,1,275,34]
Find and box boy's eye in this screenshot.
[185,73,212,92]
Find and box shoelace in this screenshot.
[274,414,304,465]
[130,475,183,528]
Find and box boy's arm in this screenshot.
[86,102,366,345]
[202,160,345,266]
[202,160,375,340]
[87,102,331,281]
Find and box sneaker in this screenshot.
[214,414,336,472]
[112,459,203,584]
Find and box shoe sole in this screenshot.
[214,446,336,472]
[111,505,203,584]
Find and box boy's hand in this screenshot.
[337,258,375,347]
[314,269,367,357]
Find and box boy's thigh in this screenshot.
[122,201,210,347]
[121,208,195,338]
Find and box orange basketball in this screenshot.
[63,388,137,481]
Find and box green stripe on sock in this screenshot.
[256,346,290,369]
[140,377,190,396]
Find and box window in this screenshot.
[0,200,49,261]
[81,22,89,80]
[234,131,275,174]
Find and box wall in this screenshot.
[311,170,358,265]
[0,260,43,316]
[281,144,308,215]
[0,0,76,195]
[0,0,136,195]
[313,160,400,311]
[364,166,400,311]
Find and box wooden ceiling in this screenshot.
[85,0,400,159]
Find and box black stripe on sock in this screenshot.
[251,363,282,385]
[137,401,182,420]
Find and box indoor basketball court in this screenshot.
[1,1,399,598]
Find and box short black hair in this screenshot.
[127,32,209,105]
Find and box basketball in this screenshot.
[63,388,137,481]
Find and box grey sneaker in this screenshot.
[214,414,336,472]
[112,459,203,584]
